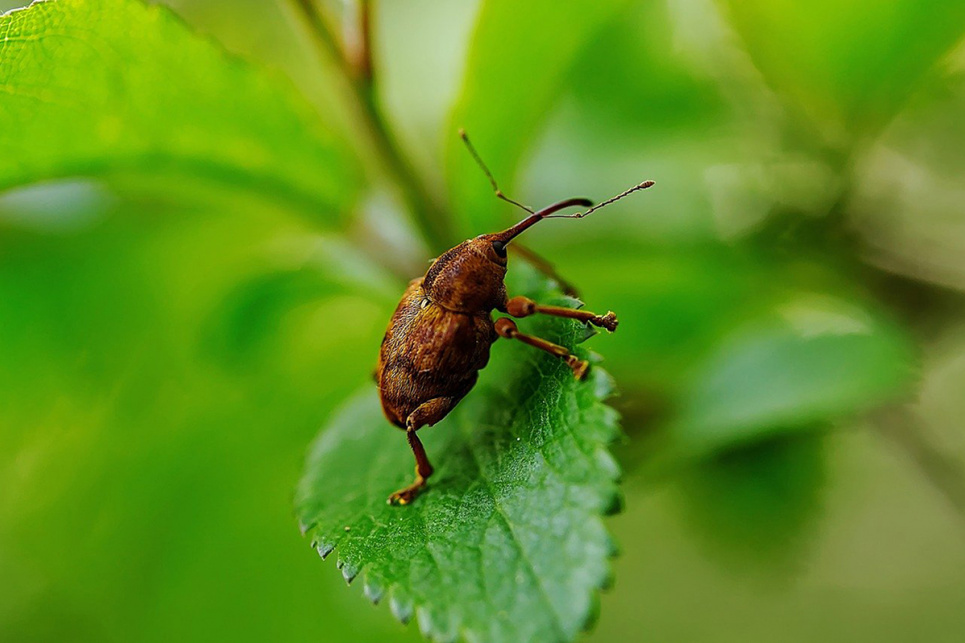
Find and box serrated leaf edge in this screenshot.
[300,355,623,643]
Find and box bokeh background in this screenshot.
[2,0,965,642]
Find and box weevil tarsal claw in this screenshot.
[387,476,427,505]
[566,357,590,381]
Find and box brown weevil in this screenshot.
[377,131,654,505]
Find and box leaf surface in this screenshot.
[0,0,361,220]
[296,277,622,643]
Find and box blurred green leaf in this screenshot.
[446,0,633,236]
[199,232,403,368]
[666,293,917,460]
[296,277,621,643]
[202,266,340,366]
[719,0,965,137]
[0,204,408,643]
[568,2,729,139]
[0,0,361,221]
[675,434,828,569]
[507,0,815,247]
[550,242,768,393]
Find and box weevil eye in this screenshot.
[491,240,507,258]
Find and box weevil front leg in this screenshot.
[388,396,458,506]
[505,295,618,331]
[495,317,590,380]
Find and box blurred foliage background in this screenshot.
[2,0,965,641]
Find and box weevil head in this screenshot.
[422,235,508,313]
[421,190,640,313]
[421,199,592,313]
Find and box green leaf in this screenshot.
[719,0,965,137]
[199,237,401,368]
[446,0,633,236]
[295,278,622,643]
[200,267,341,366]
[0,0,361,220]
[674,434,828,570]
[546,242,770,393]
[0,203,408,643]
[665,292,918,461]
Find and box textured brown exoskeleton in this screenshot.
[376,131,654,505]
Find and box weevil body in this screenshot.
[377,133,653,505]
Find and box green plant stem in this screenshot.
[288,0,455,251]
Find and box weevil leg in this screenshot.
[388,396,457,506]
[505,295,618,332]
[508,244,579,297]
[494,317,590,380]
[386,430,432,506]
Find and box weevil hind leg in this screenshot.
[494,317,589,380]
[505,295,617,332]
[388,396,457,506]
[386,430,431,506]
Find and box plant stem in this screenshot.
[873,406,965,530]
[355,0,373,84]
[287,0,455,251]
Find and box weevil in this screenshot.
[377,131,653,505]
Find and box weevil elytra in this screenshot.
[377,131,653,505]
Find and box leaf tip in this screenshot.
[362,578,384,605]
[416,606,459,643]
[579,593,604,633]
[589,363,617,400]
[315,541,335,560]
[602,487,624,516]
[389,592,414,625]
[336,558,360,584]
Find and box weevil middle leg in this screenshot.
[494,317,589,380]
[505,295,618,331]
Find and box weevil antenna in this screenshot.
[492,180,654,245]
[546,180,655,219]
[459,129,535,214]
[493,197,592,245]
